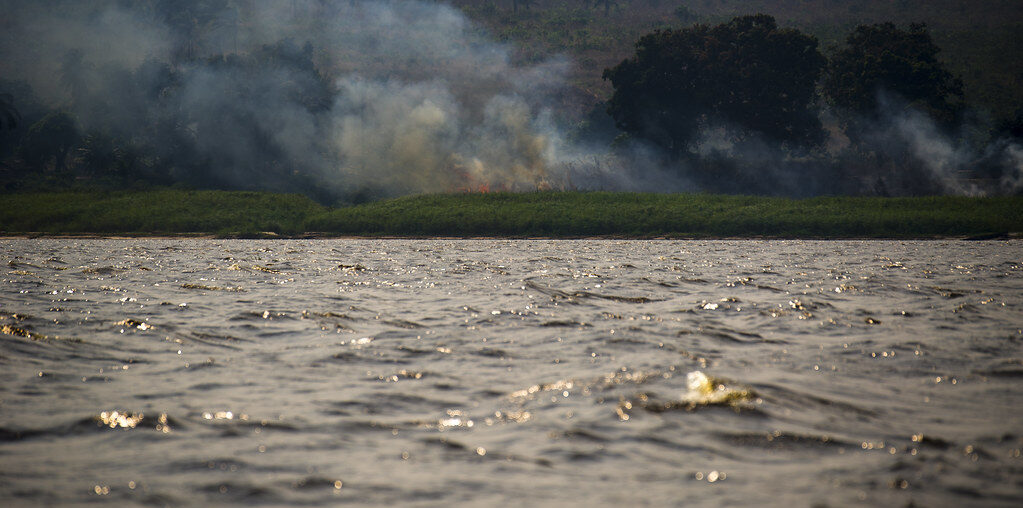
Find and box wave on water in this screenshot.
[0,238,1021,506]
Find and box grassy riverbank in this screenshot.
[1,190,1020,238]
[0,190,322,237]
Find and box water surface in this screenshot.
[1,239,1021,506]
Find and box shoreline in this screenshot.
[3,190,1021,240]
[2,232,1018,241]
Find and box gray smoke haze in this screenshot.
[618,91,1023,197]
[833,92,1023,196]
[1,0,1019,199]
[0,1,173,102]
[0,0,575,199]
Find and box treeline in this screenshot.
[454,0,1021,26]
[590,15,1023,195]
[453,1,1023,123]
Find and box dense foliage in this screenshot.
[0,94,19,130]
[823,23,964,125]
[19,111,79,174]
[451,1,1023,123]
[603,14,825,155]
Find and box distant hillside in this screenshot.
[449,0,1023,122]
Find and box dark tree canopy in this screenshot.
[512,0,536,13]
[0,93,20,130]
[591,0,620,17]
[602,14,826,156]
[823,23,964,124]
[21,110,80,173]
[674,6,698,24]
[1001,109,1023,139]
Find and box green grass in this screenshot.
[0,189,324,236]
[3,189,1018,238]
[306,192,1023,238]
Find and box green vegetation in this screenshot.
[0,190,322,236]
[593,15,997,196]
[603,14,827,154]
[823,22,963,125]
[2,189,1020,238]
[451,0,1023,123]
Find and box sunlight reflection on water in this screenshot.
[0,239,1021,506]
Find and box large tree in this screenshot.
[823,23,964,125]
[602,14,826,156]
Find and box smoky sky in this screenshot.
[0,0,577,199]
[1,0,1020,199]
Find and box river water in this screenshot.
[1,239,1021,506]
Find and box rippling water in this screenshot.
[1,239,1022,506]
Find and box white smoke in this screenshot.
[1,1,1019,198]
[857,92,1021,196]
[0,0,579,198]
[997,142,1023,193]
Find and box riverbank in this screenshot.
[1,190,1021,239]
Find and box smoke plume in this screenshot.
[1,1,1020,199]
[0,0,573,200]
